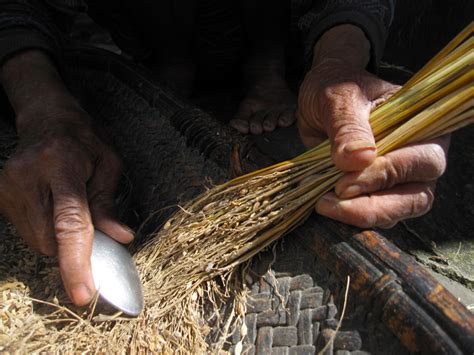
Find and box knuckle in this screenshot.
[102,148,123,175]
[423,186,436,211]
[39,135,91,161]
[39,136,70,161]
[38,242,56,257]
[322,82,362,102]
[320,98,372,145]
[355,196,392,228]
[4,153,32,178]
[354,212,377,228]
[425,144,447,178]
[382,155,404,189]
[410,187,435,217]
[332,121,372,147]
[374,209,396,228]
[54,208,92,238]
[337,199,377,228]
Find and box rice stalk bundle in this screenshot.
[129,22,473,352]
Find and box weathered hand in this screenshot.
[298,58,400,170]
[316,136,449,228]
[0,109,133,306]
[296,25,449,228]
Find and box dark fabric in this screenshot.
[0,27,56,65]
[0,0,395,72]
[0,0,86,67]
[298,0,396,71]
[0,0,64,65]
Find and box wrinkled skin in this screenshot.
[297,25,450,228]
[0,51,133,306]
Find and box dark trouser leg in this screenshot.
[142,0,196,65]
[88,0,197,97]
[145,0,197,96]
[242,0,289,79]
[230,0,296,135]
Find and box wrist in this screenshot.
[16,104,92,137]
[0,50,90,135]
[312,24,371,69]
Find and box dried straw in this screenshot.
[1,22,473,353]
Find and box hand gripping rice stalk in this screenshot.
[129,22,473,352]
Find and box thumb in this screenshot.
[51,181,95,306]
[323,83,376,172]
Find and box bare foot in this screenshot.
[230,70,296,135]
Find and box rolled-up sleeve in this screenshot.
[298,0,396,71]
[0,0,83,66]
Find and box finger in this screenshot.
[249,111,266,135]
[323,83,376,172]
[370,84,402,108]
[0,174,55,255]
[277,108,296,128]
[87,150,134,244]
[24,187,56,256]
[335,136,450,199]
[51,180,95,306]
[316,182,436,228]
[4,204,38,249]
[362,75,400,103]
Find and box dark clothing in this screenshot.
[0,0,395,72]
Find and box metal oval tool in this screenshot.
[91,229,144,316]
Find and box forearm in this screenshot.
[299,0,395,71]
[312,24,371,69]
[0,50,88,136]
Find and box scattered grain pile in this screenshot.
[1,23,473,353]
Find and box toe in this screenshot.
[277,108,296,128]
[249,112,266,135]
[262,109,280,132]
[230,118,250,134]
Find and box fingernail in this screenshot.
[319,194,353,208]
[316,193,339,212]
[344,140,376,153]
[338,199,353,208]
[341,185,362,198]
[320,193,339,203]
[71,284,93,305]
[122,224,135,237]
